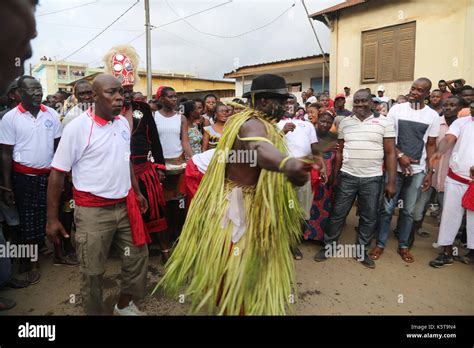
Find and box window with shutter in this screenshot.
[361,21,416,83]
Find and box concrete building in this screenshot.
[223,54,330,104]
[33,60,235,99]
[32,60,93,96]
[310,0,474,98]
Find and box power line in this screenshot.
[61,0,140,61]
[155,0,233,29]
[37,1,99,17]
[38,21,143,32]
[157,27,230,60]
[166,0,296,39]
[87,1,233,65]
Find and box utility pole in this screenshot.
[145,0,152,99]
[301,0,329,91]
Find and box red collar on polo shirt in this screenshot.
[18,103,47,113]
[86,107,120,127]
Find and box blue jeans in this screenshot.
[376,172,425,249]
[0,226,12,286]
[413,186,436,221]
[324,172,383,252]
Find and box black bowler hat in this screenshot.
[242,74,291,99]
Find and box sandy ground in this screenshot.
[2,207,473,316]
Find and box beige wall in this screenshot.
[133,75,234,99]
[329,0,473,99]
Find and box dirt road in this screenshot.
[2,208,473,315]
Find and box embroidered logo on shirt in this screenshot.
[121,130,130,141]
[44,119,53,128]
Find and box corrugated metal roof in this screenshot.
[309,0,368,18]
[223,53,329,77]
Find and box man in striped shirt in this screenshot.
[314,89,397,268]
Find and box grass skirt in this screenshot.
[154,110,303,315]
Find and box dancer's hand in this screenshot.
[284,158,310,186]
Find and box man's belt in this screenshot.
[13,161,50,175]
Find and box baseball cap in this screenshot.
[372,97,382,103]
[334,93,346,100]
[377,85,385,92]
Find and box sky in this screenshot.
[29,0,343,80]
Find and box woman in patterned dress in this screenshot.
[304,112,338,241]
[182,101,203,158]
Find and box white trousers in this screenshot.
[437,179,474,249]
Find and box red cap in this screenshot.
[335,93,345,100]
[155,86,167,100]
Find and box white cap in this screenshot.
[377,85,385,92]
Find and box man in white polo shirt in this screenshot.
[314,89,397,268]
[377,85,390,103]
[46,74,149,315]
[0,75,62,284]
[277,114,322,259]
[428,110,474,267]
[372,78,440,264]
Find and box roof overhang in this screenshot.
[309,0,368,25]
[223,54,329,78]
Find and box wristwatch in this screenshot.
[397,152,405,159]
[427,167,436,174]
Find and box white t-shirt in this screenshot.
[154,112,183,159]
[387,103,440,174]
[338,114,396,177]
[276,119,318,158]
[0,104,62,169]
[306,96,317,104]
[345,95,353,110]
[63,103,90,127]
[51,110,131,199]
[446,116,474,181]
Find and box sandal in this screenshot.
[0,277,30,290]
[368,246,384,260]
[416,229,430,238]
[26,269,41,285]
[398,248,414,263]
[53,254,79,266]
[291,246,303,260]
